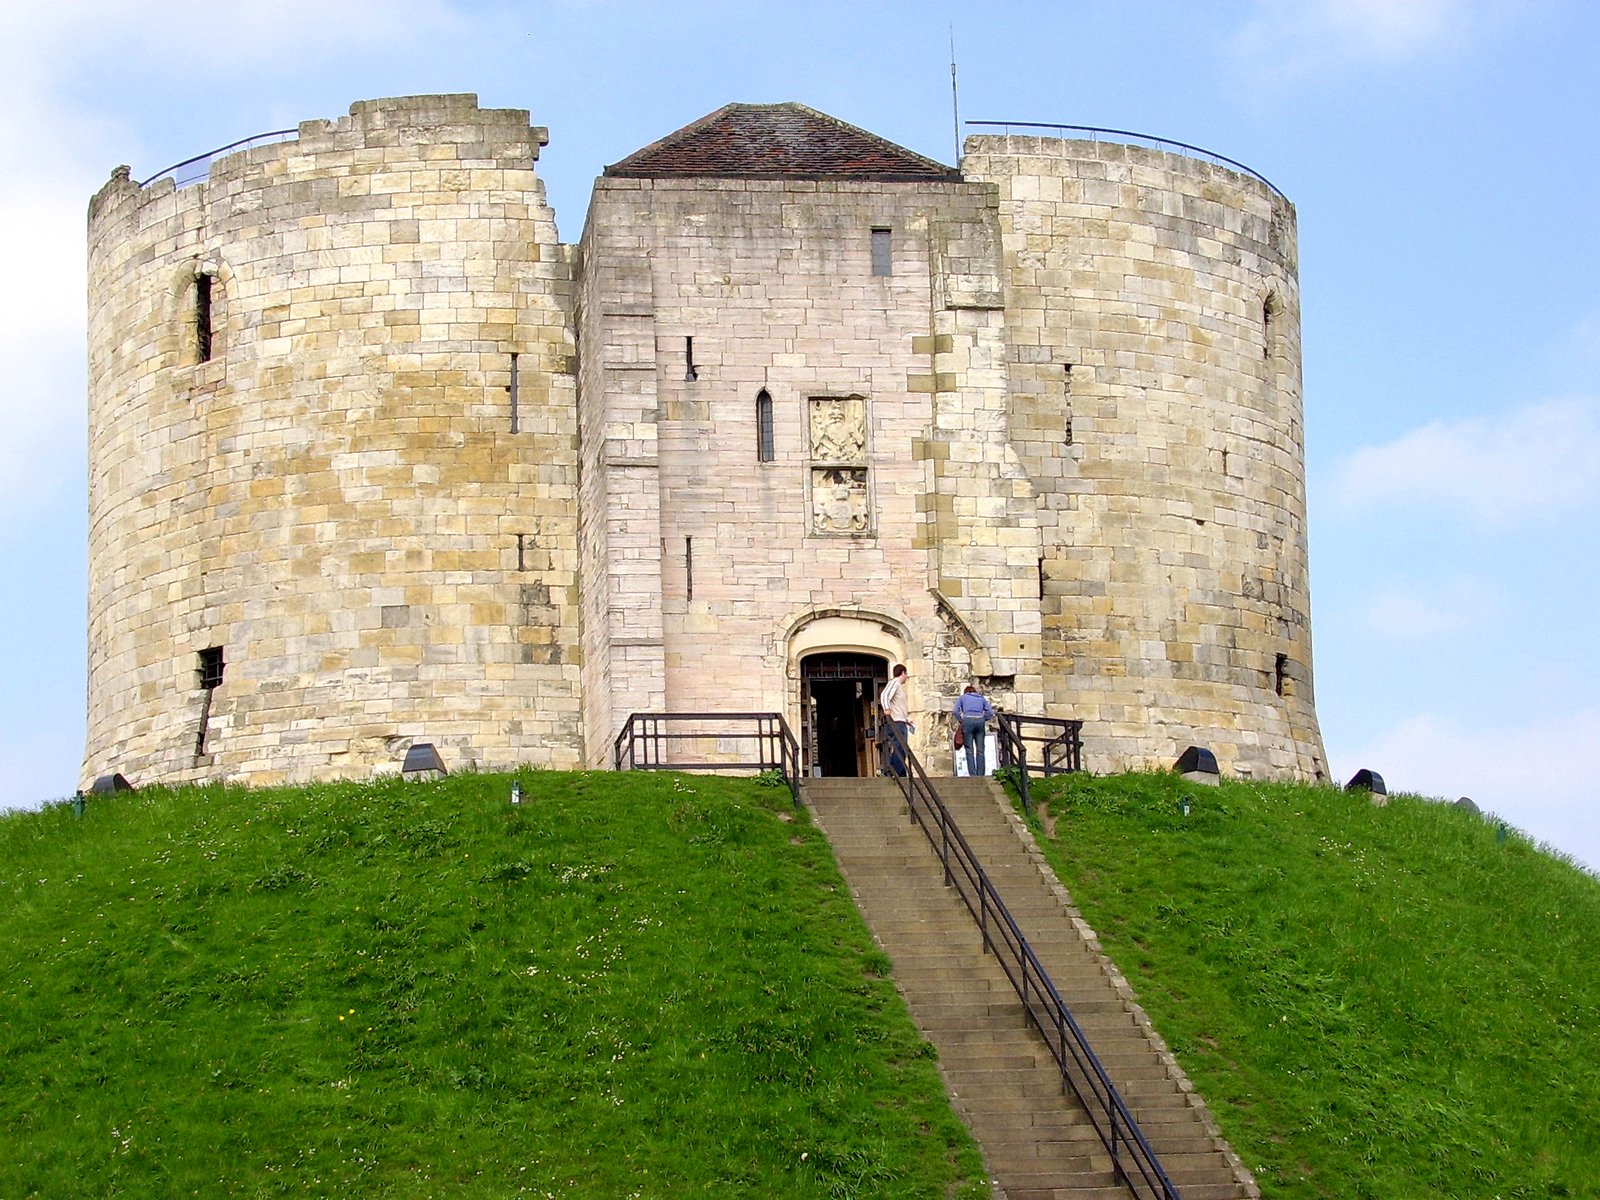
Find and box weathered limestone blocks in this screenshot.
[85,96,582,789]
[577,170,1047,769]
[83,100,1326,790]
[965,135,1325,780]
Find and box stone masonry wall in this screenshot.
[964,136,1326,779]
[83,95,584,789]
[84,97,1327,789]
[578,176,1045,766]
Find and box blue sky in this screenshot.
[2,0,1595,868]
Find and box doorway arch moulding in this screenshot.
[778,604,919,678]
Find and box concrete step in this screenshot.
[804,776,1252,1200]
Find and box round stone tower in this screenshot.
[963,134,1327,780]
[83,95,583,789]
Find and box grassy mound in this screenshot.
[1026,771,1600,1200]
[0,771,987,1199]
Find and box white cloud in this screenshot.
[1230,0,1485,79]
[1334,709,1600,873]
[1331,397,1600,524]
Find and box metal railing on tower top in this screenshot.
[139,129,299,189]
[965,120,1285,200]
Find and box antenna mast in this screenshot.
[949,26,962,166]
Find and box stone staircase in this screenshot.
[803,776,1254,1200]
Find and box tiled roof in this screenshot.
[605,103,960,182]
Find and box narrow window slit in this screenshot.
[1275,653,1290,698]
[195,273,214,362]
[1063,363,1074,445]
[517,533,526,572]
[1262,294,1279,360]
[508,352,520,433]
[756,389,775,462]
[685,537,694,600]
[685,337,697,382]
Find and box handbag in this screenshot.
[953,725,964,749]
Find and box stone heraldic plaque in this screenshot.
[808,397,869,535]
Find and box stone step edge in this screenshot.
[964,779,1261,1200]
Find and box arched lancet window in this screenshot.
[180,258,225,366]
[756,389,775,462]
[195,273,214,362]
[1262,292,1281,360]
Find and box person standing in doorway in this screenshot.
[880,663,913,777]
[952,684,996,777]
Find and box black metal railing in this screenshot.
[613,712,802,805]
[882,723,1179,1200]
[965,120,1284,200]
[995,712,1084,815]
[139,129,300,189]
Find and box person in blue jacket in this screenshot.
[952,684,996,777]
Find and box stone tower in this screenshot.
[85,96,583,787]
[82,96,1325,789]
[963,134,1325,780]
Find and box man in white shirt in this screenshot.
[880,663,912,777]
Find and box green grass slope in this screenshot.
[1025,771,1600,1200]
[0,772,987,1199]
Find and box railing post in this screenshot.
[979,882,990,953]
[1110,1109,1123,1184]
[941,802,953,887]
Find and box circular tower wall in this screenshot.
[964,134,1326,779]
[84,95,583,789]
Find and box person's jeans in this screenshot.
[888,721,911,777]
[961,716,987,776]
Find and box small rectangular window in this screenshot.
[198,646,225,690]
[870,228,892,277]
[685,537,694,600]
[685,336,698,382]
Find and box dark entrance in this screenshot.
[801,652,889,777]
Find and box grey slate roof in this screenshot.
[604,102,961,182]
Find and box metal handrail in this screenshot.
[992,714,1034,816]
[613,712,802,805]
[999,712,1085,774]
[139,129,300,189]
[995,712,1085,817]
[965,120,1284,200]
[883,723,1179,1199]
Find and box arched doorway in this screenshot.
[801,652,888,777]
